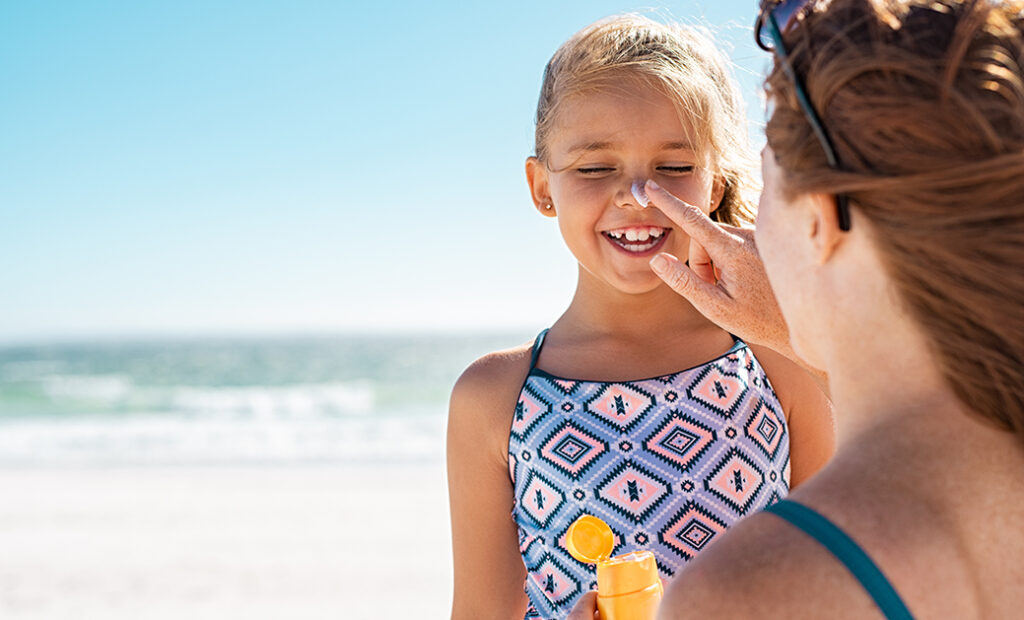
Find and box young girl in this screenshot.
[447,15,833,619]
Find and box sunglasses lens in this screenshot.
[756,17,776,49]
[773,0,813,34]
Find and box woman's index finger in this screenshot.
[645,180,734,253]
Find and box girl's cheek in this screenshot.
[659,174,713,204]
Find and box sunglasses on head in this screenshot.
[756,0,852,231]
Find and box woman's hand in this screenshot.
[644,181,807,369]
[566,591,600,620]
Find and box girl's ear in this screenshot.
[525,157,557,218]
[709,174,726,215]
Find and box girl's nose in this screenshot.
[616,179,649,209]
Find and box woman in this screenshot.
[571,0,1024,616]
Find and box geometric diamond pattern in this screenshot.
[644,411,717,472]
[512,384,552,440]
[704,447,766,515]
[745,399,784,459]
[551,379,578,394]
[539,422,607,479]
[584,382,655,432]
[659,501,729,560]
[520,470,567,528]
[527,552,581,607]
[509,337,790,618]
[686,364,748,419]
[595,461,672,524]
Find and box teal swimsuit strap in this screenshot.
[763,500,915,620]
[529,329,550,370]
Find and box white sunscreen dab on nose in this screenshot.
[631,180,650,207]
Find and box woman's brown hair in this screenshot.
[765,0,1024,436]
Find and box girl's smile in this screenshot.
[602,226,670,256]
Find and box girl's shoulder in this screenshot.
[748,343,835,487]
[452,338,538,407]
[448,338,539,451]
[747,344,818,412]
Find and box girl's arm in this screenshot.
[447,352,531,620]
[750,345,836,488]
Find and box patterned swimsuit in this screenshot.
[509,330,791,619]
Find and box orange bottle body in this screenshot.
[594,551,663,620]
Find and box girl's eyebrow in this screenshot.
[567,141,614,153]
[566,140,695,153]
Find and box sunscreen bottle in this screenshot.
[566,514,663,620]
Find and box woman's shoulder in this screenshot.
[659,501,885,619]
[662,465,984,620]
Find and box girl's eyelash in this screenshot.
[576,166,694,174]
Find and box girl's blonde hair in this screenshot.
[534,14,759,226]
[765,0,1024,439]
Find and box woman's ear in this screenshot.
[808,193,844,264]
[525,156,557,218]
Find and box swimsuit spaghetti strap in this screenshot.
[763,500,915,620]
[529,329,550,370]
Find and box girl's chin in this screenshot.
[607,273,668,295]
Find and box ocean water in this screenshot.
[0,332,531,465]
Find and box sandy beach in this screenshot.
[0,461,452,619]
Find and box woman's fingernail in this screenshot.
[646,180,661,192]
[650,254,669,274]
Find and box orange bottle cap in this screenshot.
[566,514,615,564]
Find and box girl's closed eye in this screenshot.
[575,165,694,176]
[656,165,695,175]
[576,166,616,176]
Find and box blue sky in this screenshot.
[0,1,770,343]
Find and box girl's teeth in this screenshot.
[608,227,663,241]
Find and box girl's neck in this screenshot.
[554,267,718,341]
